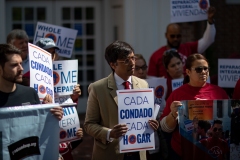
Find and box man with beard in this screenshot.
[7,29,31,86]
[0,44,63,119]
[148,7,216,78]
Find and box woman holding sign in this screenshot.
[160,54,228,160]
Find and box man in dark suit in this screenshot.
[84,41,159,160]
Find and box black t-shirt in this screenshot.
[0,84,40,107]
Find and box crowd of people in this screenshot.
[1,5,240,160]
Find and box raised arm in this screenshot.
[198,7,216,54]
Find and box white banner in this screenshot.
[53,60,78,96]
[170,0,209,23]
[117,89,155,153]
[218,59,240,88]
[33,22,78,58]
[59,104,80,143]
[146,78,167,112]
[0,104,60,160]
[28,43,54,102]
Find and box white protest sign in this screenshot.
[28,43,54,102]
[59,104,80,143]
[0,104,60,160]
[53,60,78,96]
[146,78,167,112]
[218,59,240,88]
[33,22,78,58]
[170,0,209,23]
[172,78,184,91]
[55,95,73,104]
[117,89,155,153]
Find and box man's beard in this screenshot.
[2,71,22,83]
[167,40,180,49]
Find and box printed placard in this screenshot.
[188,100,213,120]
[28,43,54,102]
[172,78,184,91]
[33,22,78,58]
[53,60,78,96]
[178,99,239,160]
[59,104,80,143]
[218,59,240,88]
[170,0,209,23]
[117,89,155,153]
[146,78,167,112]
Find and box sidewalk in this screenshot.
[72,113,93,160]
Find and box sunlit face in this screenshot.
[110,52,135,81]
[0,54,23,83]
[167,57,183,79]
[186,59,209,86]
[12,38,29,61]
[165,25,181,49]
[133,59,147,79]
[212,123,223,139]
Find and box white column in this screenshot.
[124,0,170,65]
[0,0,6,43]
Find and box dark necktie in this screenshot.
[122,81,130,89]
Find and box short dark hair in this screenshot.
[162,49,182,69]
[198,120,211,132]
[0,44,22,68]
[135,54,147,65]
[213,119,222,126]
[105,40,134,72]
[7,29,29,44]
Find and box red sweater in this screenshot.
[160,83,229,156]
[148,42,198,78]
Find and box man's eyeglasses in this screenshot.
[170,34,181,39]
[117,56,136,65]
[213,127,222,132]
[135,65,148,71]
[192,66,209,73]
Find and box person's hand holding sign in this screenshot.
[207,6,216,24]
[148,119,159,131]
[42,94,63,120]
[71,84,81,103]
[110,124,128,139]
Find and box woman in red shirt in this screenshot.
[160,54,229,159]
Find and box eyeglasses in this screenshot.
[213,127,222,132]
[192,66,209,73]
[135,65,148,71]
[163,49,178,56]
[117,56,136,65]
[170,34,181,39]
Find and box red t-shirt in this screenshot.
[233,79,240,99]
[148,42,198,77]
[160,83,229,156]
[199,137,229,160]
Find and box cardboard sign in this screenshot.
[33,22,78,58]
[53,60,78,96]
[218,59,240,88]
[117,89,155,153]
[170,0,209,23]
[28,43,54,102]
